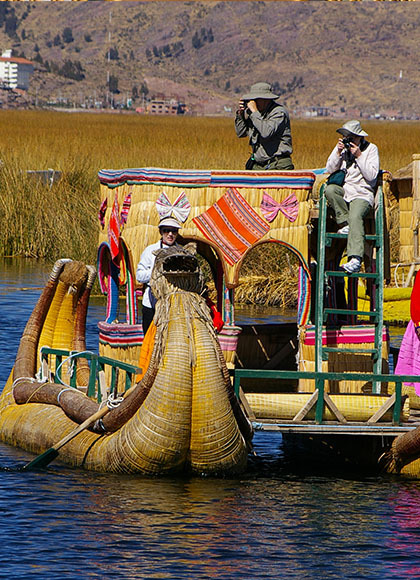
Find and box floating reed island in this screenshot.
[0,157,418,476]
[2,114,420,477]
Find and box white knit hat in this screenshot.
[158,216,182,229]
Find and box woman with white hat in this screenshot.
[136,216,181,334]
[235,81,294,171]
[324,120,380,274]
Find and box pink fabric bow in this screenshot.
[260,191,299,223]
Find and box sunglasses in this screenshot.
[161,228,178,234]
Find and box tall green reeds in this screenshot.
[0,153,98,262]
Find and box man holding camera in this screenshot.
[324,120,380,274]
[234,81,294,171]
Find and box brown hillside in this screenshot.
[0,2,419,117]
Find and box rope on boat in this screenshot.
[11,376,39,396]
[37,344,52,382]
[394,263,402,288]
[106,392,125,409]
[11,376,49,405]
[53,350,96,388]
[57,387,75,405]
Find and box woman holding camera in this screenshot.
[234,81,294,171]
[324,120,380,274]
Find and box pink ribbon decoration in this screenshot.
[260,191,299,223]
[120,193,132,227]
[108,193,120,263]
[156,191,191,223]
[98,197,108,229]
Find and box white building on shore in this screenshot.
[0,50,34,90]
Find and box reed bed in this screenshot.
[236,244,300,306]
[0,111,418,290]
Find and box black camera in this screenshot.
[342,136,353,150]
[240,99,251,116]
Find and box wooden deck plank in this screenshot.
[252,420,416,436]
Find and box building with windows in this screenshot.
[0,50,34,90]
[146,98,186,115]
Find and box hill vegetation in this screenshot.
[0,2,419,116]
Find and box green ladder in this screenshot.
[314,181,385,396]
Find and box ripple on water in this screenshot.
[0,259,414,580]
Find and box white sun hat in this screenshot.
[337,120,368,137]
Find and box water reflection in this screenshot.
[2,451,419,580]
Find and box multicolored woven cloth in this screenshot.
[98,321,144,348]
[120,193,132,226]
[303,325,389,346]
[108,193,120,263]
[98,167,212,188]
[98,168,316,190]
[193,187,270,265]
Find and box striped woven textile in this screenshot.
[210,170,316,190]
[193,187,270,266]
[297,266,311,327]
[98,321,144,348]
[218,325,242,352]
[98,168,211,188]
[98,168,316,190]
[97,242,120,324]
[120,193,132,226]
[121,241,138,325]
[108,193,120,262]
[303,325,389,346]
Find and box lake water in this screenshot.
[1,258,419,580]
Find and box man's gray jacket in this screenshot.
[234,101,293,164]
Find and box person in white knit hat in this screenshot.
[325,120,380,274]
[136,216,182,334]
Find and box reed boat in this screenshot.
[2,160,420,477]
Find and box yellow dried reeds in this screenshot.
[245,392,410,423]
[235,274,298,308]
[2,111,419,262]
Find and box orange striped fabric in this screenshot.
[136,321,157,382]
[193,187,270,265]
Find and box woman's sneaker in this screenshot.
[337,225,349,235]
[343,257,362,274]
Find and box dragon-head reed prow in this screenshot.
[150,242,206,299]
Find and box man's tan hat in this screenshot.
[241,82,279,101]
[337,120,368,137]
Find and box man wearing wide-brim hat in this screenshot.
[235,81,294,171]
[324,120,380,274]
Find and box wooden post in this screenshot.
[412,154,420,262]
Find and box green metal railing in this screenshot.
[41,349,418,428]
[315,184,385,394]
[231,368,420,426]
[40,347,140,402]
